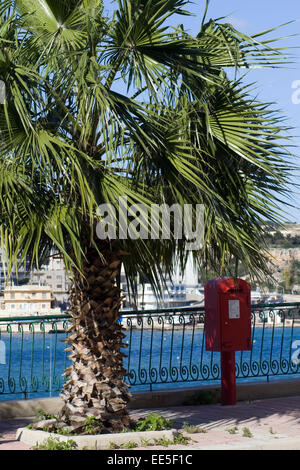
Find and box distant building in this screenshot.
[30,256,70,307]
[121,254,203,310]
[0,252,31,291]
[126,283,203,310]
[292,284,300,295]
[0,285,61,316]
[0,249,70,311]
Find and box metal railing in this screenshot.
[0,303,299,399]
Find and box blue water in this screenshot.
[0,326,299,400]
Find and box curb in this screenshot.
[16,427,178,450]
[1,379,300,419]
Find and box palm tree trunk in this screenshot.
[59,242,131,434]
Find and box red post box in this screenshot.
[205,278,251,352]
[204,278,251,405]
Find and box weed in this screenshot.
[153,436,174,447]
[173,432,191,445]
[226,426,238,434]
[183,422,207,434]
[32,436,77,450]
[35,408,55,421]
[153,432,190,447]
[109,442,119,450]
[242,427,253,438]
[140,438,151,447]
[269,427,276,435]
[134,413,173,432]
[122,441,138,449]
[108,432,191,449]
[108,440,138,450]
[57,427,76,436]
[82,416,101,435]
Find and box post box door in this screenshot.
[219,294,251,351]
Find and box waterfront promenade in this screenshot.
[1,395,300,450]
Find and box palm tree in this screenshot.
[0,0,294,433]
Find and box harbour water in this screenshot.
[0,325,299,401]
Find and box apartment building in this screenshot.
[1,285,61,316]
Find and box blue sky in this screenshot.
[103,0,300,222]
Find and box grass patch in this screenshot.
[134,413,173,432]
[107,432,190,450]
[109,442,119,450]
[35,408,56,421]
[242,427,253,438]
[108,440,138,450]
[82,416,101,435]
[32,436,77,451]
[153,436,174,447]
[28,411,176,442]
[153,432,190,447]
[183,422,207,434]
[174,432,191,445]
[122,441,138,449]
[140,438,151,447]
[226,426,239,435]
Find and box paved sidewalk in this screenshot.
[1,396,300,450]
[130,395,300,450]
[0,418,32,450]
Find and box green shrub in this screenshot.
[134,413,173,432]
[82,416,101,435]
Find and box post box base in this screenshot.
[221,351,236,406]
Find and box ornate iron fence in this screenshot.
[0,315,70,399]
[0,303,299,399]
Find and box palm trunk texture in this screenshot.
[58,243,132,434]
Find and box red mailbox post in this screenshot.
[204,278,251,405]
